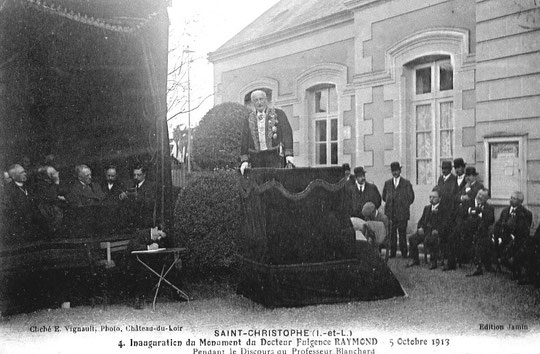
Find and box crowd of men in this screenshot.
[1,158,157,243]
[344,158,540,287]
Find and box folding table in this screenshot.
[131,247,190,310]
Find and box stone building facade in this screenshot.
[209,0,540,229]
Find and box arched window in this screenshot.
[309,84,338,165]
[407,55,454,184]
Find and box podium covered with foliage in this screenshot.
[237,167,404,307]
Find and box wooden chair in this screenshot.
[97,240,131,268]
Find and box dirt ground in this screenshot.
[1,257,540,354]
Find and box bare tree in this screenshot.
[166,16,213,123]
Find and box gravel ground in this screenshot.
[1,257,540,354]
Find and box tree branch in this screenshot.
[167,93,214,122]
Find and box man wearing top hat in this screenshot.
[382,162,415,258]
[453,158,468,205]
[240,90,294,174]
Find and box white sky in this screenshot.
[167,0,280,133]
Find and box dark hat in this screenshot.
[465,166,479,176]
[441,161,452,169]
[390,162,401,171]
[354,166,366,176]
[453,158,466,168]
[342,163,351,171]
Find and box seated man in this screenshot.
[461,189,495,276]
[65,164,105,236]
[128,227,167,309]
[34,165,67,234]
[100,165,128,233]
[407,188,449,269]
[361,202,389,249]
[515,225,540,287]
[66,164,105,207]
[494,191,532,280]
[126,165,156,229]
[2,163,41,242]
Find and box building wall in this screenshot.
[217,39,355,102]
[349,0,476,228]
[475,0,540,227]
[211,0,539,232]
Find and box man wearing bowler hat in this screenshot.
[347,166,381,220]
[463,166,484,202]
[382,162,415,258]
[437,160,458,267]
[437,160,458,211]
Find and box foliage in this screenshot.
[191,102,250,171]
[173,170,244,276]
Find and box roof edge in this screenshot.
[208,9,353,63]
[344,0,386,10]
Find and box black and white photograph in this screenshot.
[1,0,539,353]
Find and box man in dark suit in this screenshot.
[127,227,167,309]
[347,166,381,219]
[240,90,294,174]
[101,165,128,232]
[437,160,458,211]
[342,163,355,186]
[461,188,495,276]
[2,164,40,242]
[458,166,486,260]
[493,191,532,280]
[65,164,105,236]
[437,160,458,267]
[382,162,415,258]
[127,165,156,229]
[453,157,468,206]
[516,225,540,287]
[463,167,485,202]
[65,164,105,207]
[407,188,449,269]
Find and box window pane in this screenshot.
[315,90,327,113]
[316,143,327,164]
[331,143,338,165]
[440,62,453,91]
[417,160,433,185]
[328,87,337,113]
[416,132,432,158]
[440,102,453,129]
[440,101,454,158]
[416,104,432,131]
[416,67,431,94]
[315,120,326,142]
[440,131,453,157]
[330,118,337,141]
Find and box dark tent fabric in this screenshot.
[237,167,404,307]
[0,0,171,315]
